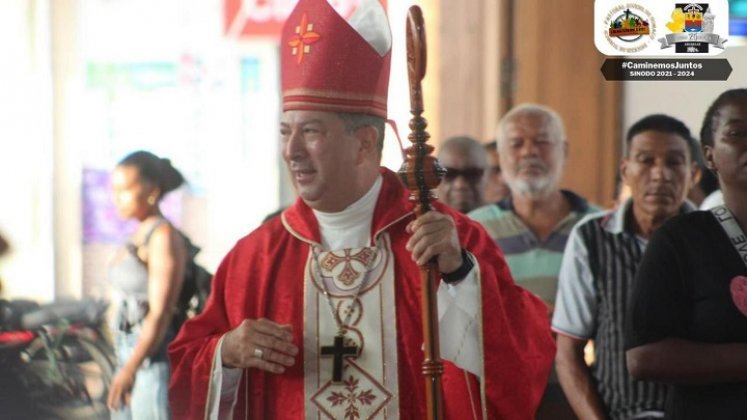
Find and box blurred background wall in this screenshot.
[0,0,746,302]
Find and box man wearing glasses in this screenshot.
[435,136,489,214]
[469,103,599,419]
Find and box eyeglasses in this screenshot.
[442,167,485,183]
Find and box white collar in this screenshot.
[313,175,383,249]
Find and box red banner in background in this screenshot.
[224,0,387,38]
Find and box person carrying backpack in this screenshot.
[107,150,191,419]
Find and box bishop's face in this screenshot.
[281,110,363,212]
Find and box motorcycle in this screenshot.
[0,297,116,419]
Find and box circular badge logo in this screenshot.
[603,4,657,54]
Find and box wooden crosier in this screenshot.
[397,5,445,420]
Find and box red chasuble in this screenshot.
[168,168,554,419]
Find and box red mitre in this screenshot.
[281,0,392,118]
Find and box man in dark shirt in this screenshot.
[626,88,747,419]
[553,114,700,419]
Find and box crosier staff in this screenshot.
[397,6,445,420]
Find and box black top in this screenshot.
[625,211,747,419]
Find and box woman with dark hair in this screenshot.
[625,89,747,419]
[107,150,188,419]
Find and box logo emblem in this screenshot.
[594,0,729,56]
[601,3,657,54]
[659,3,727,53]
[685,5,704,32]
[608,8,651,39]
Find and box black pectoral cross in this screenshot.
[320,335,360,383]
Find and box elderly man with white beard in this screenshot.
[469,103,599,419]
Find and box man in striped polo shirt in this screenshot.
[469,103,600,419]
[552,114,700,419]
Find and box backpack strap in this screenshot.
[130,218,170,263]
[140,218,169,247]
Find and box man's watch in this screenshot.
[441,249,474,284]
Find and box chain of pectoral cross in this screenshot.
[312,243,380,382]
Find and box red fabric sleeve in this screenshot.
[167,175,554,419]
[447,204,556,419]
[168,248,234,420]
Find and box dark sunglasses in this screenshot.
[443,167,485,182]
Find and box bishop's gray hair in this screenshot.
[337,112,386,156]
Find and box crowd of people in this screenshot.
[2,0,745,418]
[93,91,744,419]
[432,93,747,420]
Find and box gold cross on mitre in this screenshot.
[288,13,321,64]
